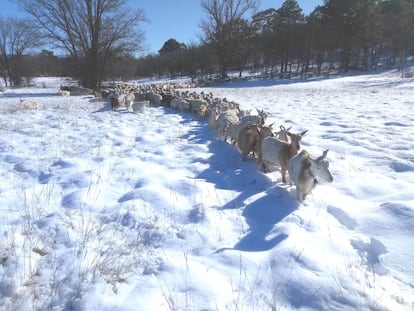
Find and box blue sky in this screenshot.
[2,0,323,54]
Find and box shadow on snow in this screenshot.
[179,111,300,252]
[0,91,60,98]
[234,185,298,252]
[95,101,300,253]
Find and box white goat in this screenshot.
[171,98,190,112]
[109,91,126,110]
[132,100,149,113]
[259,128,307,183]
[125,92,135,111]
[195,103,208,119]
[216,110,239,139]
[59,90,70,96]
[20,99,38,110]
[239,108,268,125]
[148,92,163,105]
[208,107,219,131]
[190,98,208,114]
[288,149,333,201]
[274,125,291,143]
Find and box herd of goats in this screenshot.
[61,82,334,202]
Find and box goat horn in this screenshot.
[301,130,308,136]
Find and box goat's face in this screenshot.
[288,129,307,150]
[311,150,333,182]
[288,132,302,150]
[256,109,268,123]
[260,124,274,138]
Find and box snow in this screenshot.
[0,71,413,310]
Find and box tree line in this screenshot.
[1,0,413,89]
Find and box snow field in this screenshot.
[0,72,413,310]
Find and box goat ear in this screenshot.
[317,149,329,161]
[301,130,308,136]
[268,122,274,128]
[280,125,286,132]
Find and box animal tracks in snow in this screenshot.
[351,237,389,276]
[327,206,358,230]
[327,204,391,276]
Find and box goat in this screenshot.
[225,120,251,145]
[216,110,239,139]
[101,89,112,99]
[274,125,291,143]
[20,99,38,110]
[208,107,219,131]
[125,92,135,111]
[238,109,251,118]
[239,108,268,125]
[69,86,93,96]
[171,98,190,112]
[161,92,173,107]
[110,91,126,110]
[259,128,308,183]
[238,123,274,161]
[148,92,163,105]
[288,149,333,201]
[225,109,266,144]
[223,109,269,144]
[59,90,70,96]
[195,103,208,120]
[190,98,208,114]
[132,100,149,113]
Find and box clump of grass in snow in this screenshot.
[0,183,166,310]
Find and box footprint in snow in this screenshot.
[381,202,414,231]
[120,212,137,228]
[3,153,24,164]
[61,190,87,209]
[327,206,358,230]
[351,237,389,276]
[188,204,205,223]
[38,171,54,184]
[51,159,77,169]
[389,161,413,173]
[118,190,140,203]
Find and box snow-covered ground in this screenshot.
[0,71,413,310]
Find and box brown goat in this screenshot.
[238,123,274,161]
[259,128,308,183]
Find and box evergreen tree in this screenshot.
[159,39,186,55]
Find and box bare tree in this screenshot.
[200,0,258,79]
[0,16,41,86]
[19,0,147,88]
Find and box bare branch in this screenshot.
[18,0,147,88]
